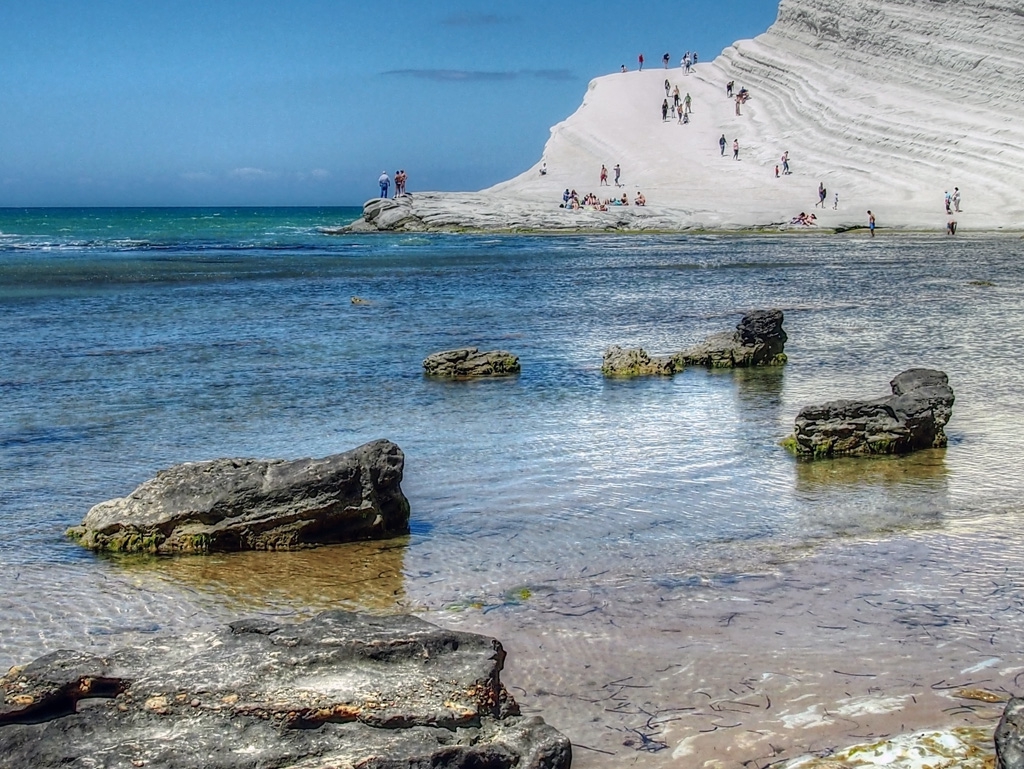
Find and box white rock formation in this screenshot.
[351,0,1024,232]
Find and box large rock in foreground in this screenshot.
[0,611,572,769]
[423,348,521,378]
[784,369,955,458]
[66,439,410,554]
[997,697,1024,769]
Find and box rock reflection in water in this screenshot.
[794,450,948,489]
[113,538,409,616]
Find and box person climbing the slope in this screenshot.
[720,134,727,156]
[733,139,740,160]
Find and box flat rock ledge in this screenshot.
[602,309,788,377]
[782,368,955,458]
[333,192,697,233]
[0,610,572,769]
[424,348,521,378]
[66,439,410,554]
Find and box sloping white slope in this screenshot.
[487,0,1024,230]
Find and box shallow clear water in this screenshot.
[1,211,1023,682]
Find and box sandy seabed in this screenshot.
[440,515,1020,768]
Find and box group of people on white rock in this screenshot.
[377,170,408,199]
[560,185,646,210]
[629,51,699,73]
[661,82,692,124]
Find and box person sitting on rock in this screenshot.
[634,192,646,206]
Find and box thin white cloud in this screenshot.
[310,168,330,179]
[228,167,275,181]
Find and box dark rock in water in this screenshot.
[423,348,521,378]
[783,368,955,458]
[0,611,572,769]
[602,309,787,378]
[601,346,674,377]
[66,439,410,554]
[674,309,788,369]
[998,697,1024,769]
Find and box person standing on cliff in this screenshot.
[816,182,826,207]
[867,210,876,236]
[684,92,692,115]
[727,80,734,97]
[735,95,742,115]
[733,139,740,160]
[663,52,670,68]
[719,134,727,156]
[662,99,669,122]
[614,164,621,186]
[638,53,644,71]
[378,171,390,199]
[953,187,962,212]
[600,165,609,186]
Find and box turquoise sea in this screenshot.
[2,207,1024,765]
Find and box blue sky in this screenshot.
[0,1,779,206]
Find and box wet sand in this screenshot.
[439,517,1021,767]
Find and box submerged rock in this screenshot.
[0,610,572,769]
[997,697,1024,769]
[601,346,674,377]
[66,439,410,554]
[423,348,521,378]
[674,309,788,369]
[783,368,955,459]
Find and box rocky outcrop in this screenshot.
[674,309,788,369]
[0,610,572,769]
[997,697,1024,769]
[601,346,674,377]
[783,368,955,458]
[603,310,787,378]
[423,348,521,378]
[66,439,410,554]
[340,192,695,233]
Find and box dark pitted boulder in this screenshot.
[0,611,572,769]
[997,697,1024,769]
[674,309,788,369]
[601,346,674,377]
[783,368,955,459]
[423,348,521,378]
[66,439,410,554]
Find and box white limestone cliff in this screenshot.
[353,0,1024,232]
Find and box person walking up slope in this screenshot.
[733,139,739,160]
[719,134,727,156]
